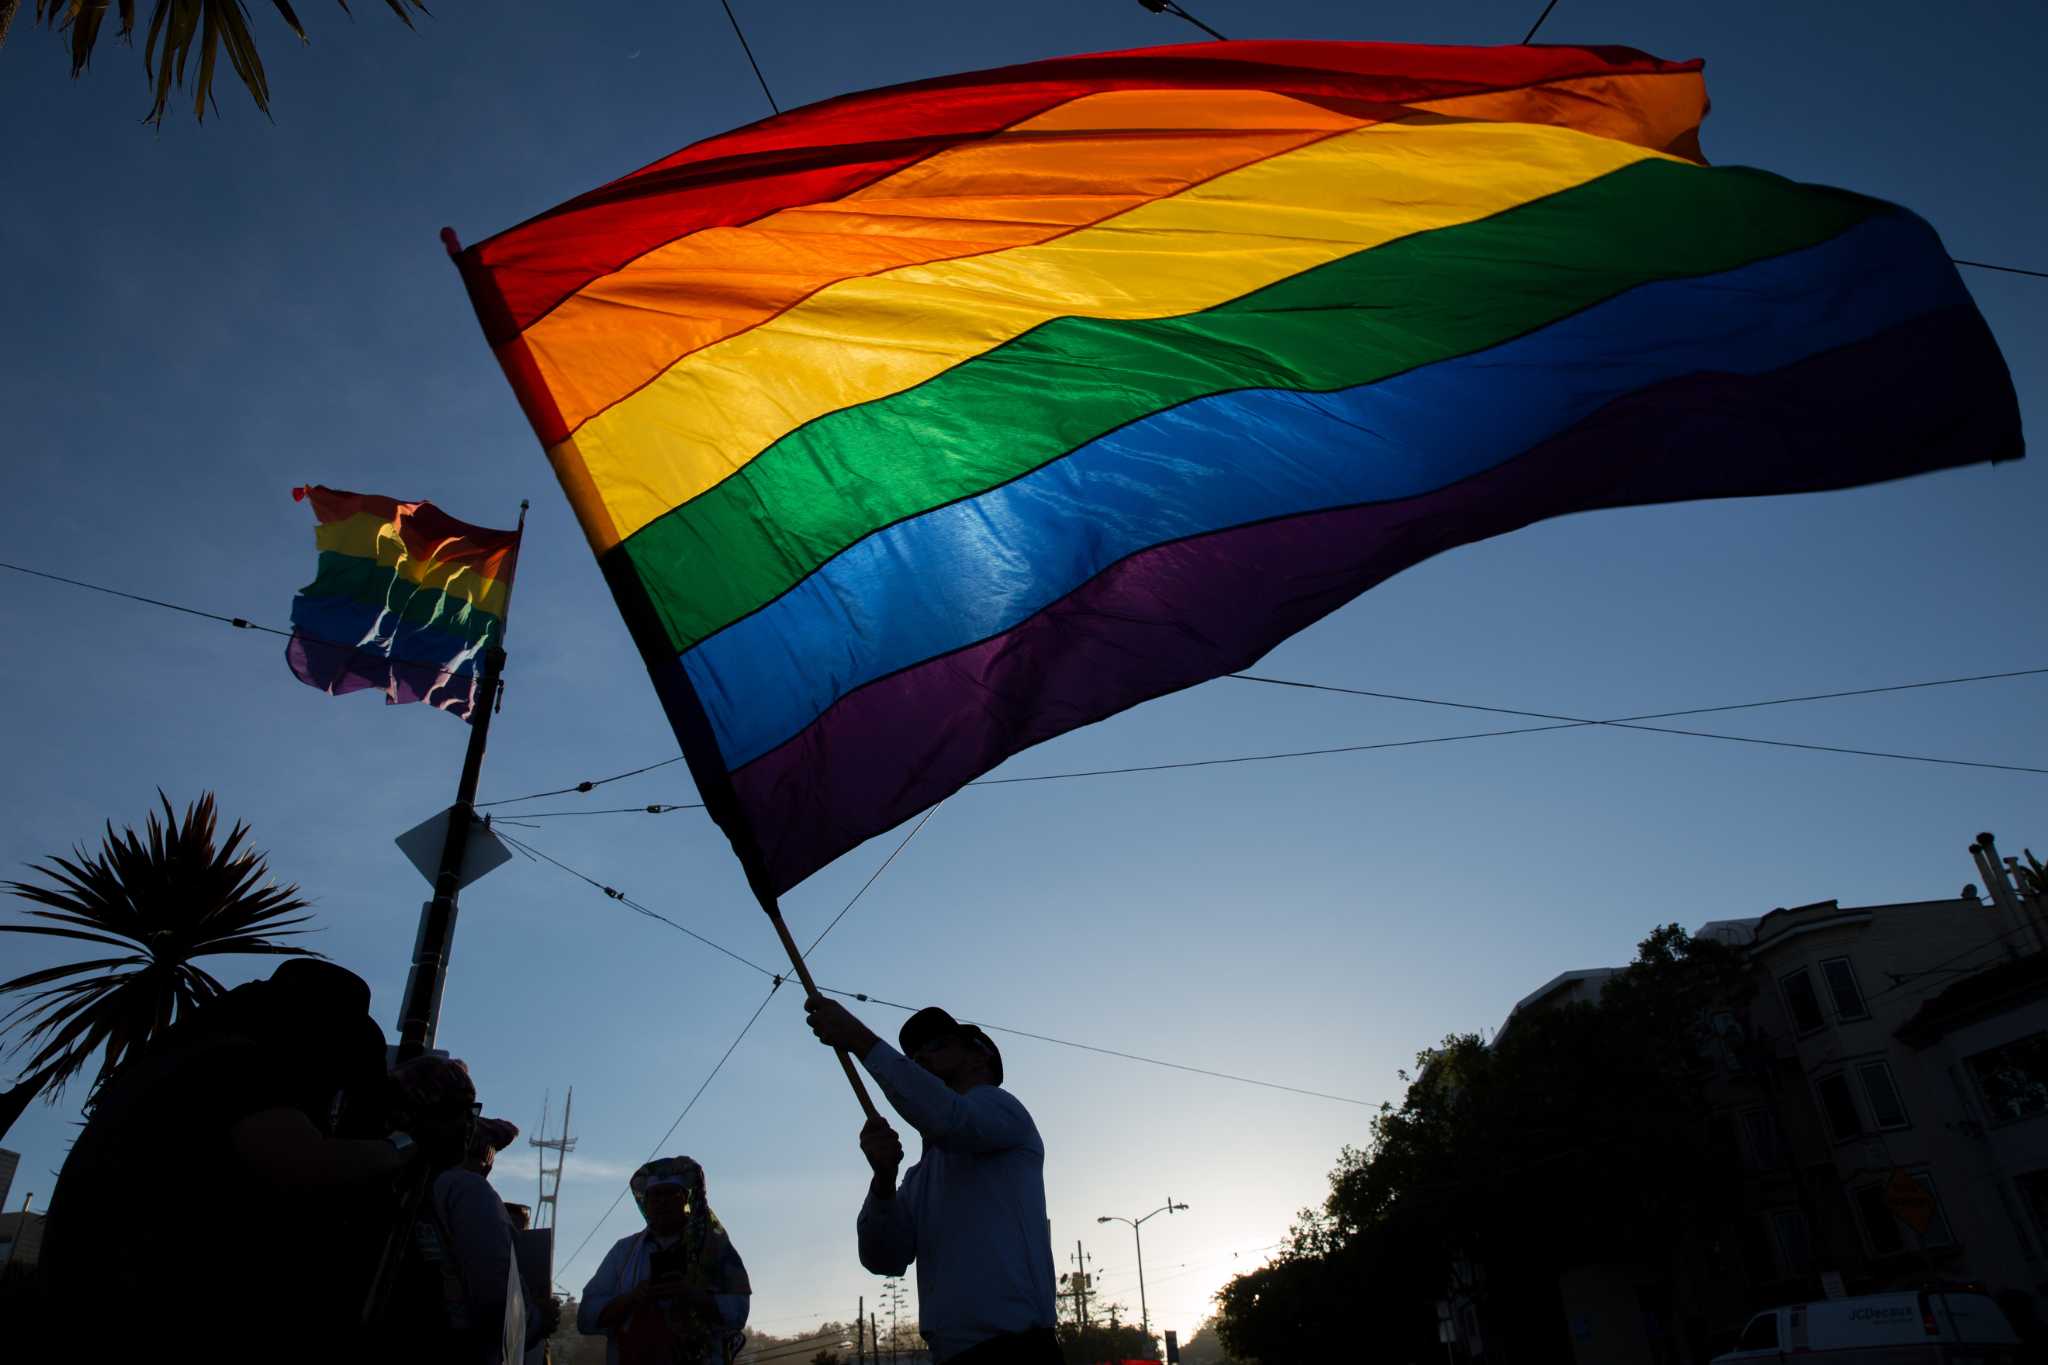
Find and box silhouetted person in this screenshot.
[389,1055,552,1365]
[470,1115,522,1177]
[40,959,405,1364]
[579,1156,751,1365]
[805,999,1058,1364]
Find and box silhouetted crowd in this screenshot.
[24,959,1063,1365]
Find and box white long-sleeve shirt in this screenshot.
[577,1229,750,1365]
[855,1041,1057,1363]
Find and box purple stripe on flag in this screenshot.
[724,306,2020,893]
[286,631,482,721]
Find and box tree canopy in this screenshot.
[1213,925,1753,1362]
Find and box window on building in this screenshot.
[1782,968,1826,1033]
[1771,1208,1813,1274]
[1853,1172,1956,1255]
[1740,1107,1782,1169]
[1857,1060,1910,1129]
[1904,1168,1956,1247]
[1820,957,1868,1019]
[1816,1072,1863,1140]
[2017,1170,2048,1241]
[1853,1184,1906,1256]
[1966,1032,2048,1125]
[1993,1178,2041,1260]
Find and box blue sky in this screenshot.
[1,0,2043,1345]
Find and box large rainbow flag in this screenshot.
[287,485,522,721]
[451,40,2022,898]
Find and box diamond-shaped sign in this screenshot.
[395,807,512,891]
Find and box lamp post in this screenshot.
[1097,1198,1187,1341]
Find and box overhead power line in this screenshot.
[801,800,945,960]
[8,523,2045,795]
[1954,258,2048,280]
[495,829,1379,1109]
[0,558,477,685]
[495,828,779,978]
[482,664,2048,817]
[554,980,784,1286]
[716,0,780,114]
[1137,0,1228,41]
[476,758,690,809]
[1220,667,2048,775]
[813,986,1376,1108]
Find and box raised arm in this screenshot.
[859,1042,1039,1154]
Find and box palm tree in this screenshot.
[8,1,426,124]
[0,791,321,1138]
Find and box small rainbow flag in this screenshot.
[287,486,522,721]
[452,40,2022,896]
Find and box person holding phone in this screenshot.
[579,1156,752,1365]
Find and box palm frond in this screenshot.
[0,956,149,999]
[1,791,328,1110]
[0,921,144,951]
[36,0,423,124]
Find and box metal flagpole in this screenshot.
[395,490,528,1060]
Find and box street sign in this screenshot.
[395,806,512,890]
[1885,1169,1938,1235]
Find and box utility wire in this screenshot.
[476,758,689,809]
[813,986,1375,1107]
[481,664,2048,819]
[554,980,783,1286]
[493,802,704,819]
[717,0,781,114]
[1865,917,2045,1004]
[492,829,1378,1107]
[1228,665,2048,726]
[801,801,945,960]
[1954,258,2048,281]
[495,827,779,978]
[1137,0,1227,40]
[17,550,2038,783]
[1222,666,2048,774]
[0,559,479,685]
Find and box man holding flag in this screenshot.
[806,997,1059,1364]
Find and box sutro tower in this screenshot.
[531,1088,576,1231]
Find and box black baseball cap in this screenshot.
[899,1006,1003,1084]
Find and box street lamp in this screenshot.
[1096,1198,1188,1340]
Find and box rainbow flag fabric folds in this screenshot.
[453,40,2022,897]
[287,485,521,722]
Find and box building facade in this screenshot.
[1497,865,2048,1364]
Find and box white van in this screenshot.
[1711,1290,2023,1362]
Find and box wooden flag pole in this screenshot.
[759,895,881,1122]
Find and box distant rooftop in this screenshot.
[1695,917,1763,947]
[1498,967,1620,1040]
